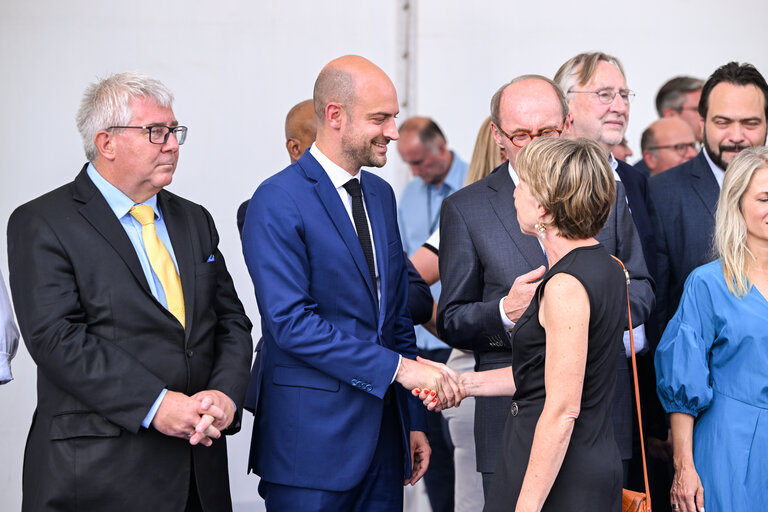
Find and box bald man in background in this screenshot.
[640,118,698,176]
[237,99,317,236]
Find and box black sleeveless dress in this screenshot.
[484,244,624,511]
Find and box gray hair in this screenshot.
[554,52,626,102]
[655,76,704,116]
[76,72,174,162]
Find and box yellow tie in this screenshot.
[129,204,185,329]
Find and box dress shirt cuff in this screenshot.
[390,354,402,384]
[623,324,647,357]
[142,388,168,428]
[0,353,12,385]
[499,297,515,331]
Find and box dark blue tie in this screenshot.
[342,179,377,286]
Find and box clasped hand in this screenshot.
[397,356,464,412]
[151,389,235,447]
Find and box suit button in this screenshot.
[352,379,359,386]
[186,350,194,358]
[510,402,518,416]
[365,384,372,391]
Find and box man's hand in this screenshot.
[151,390,222,447]
[395,357,462,409]
[404,430,431,486]
[503,265,545,322]
[191,389,236,431]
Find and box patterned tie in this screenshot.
[342,179,377,286]
[129,204,185,329]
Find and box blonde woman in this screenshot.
[655,146,768,512]
[418,137,625,511]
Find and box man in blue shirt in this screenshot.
[396,116,468,512]
[7,72,252,512]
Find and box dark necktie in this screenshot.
[342,179,377,286]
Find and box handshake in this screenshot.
[395,356,471,412]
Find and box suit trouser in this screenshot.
[258,389,404,512]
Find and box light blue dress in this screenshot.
[655,260,768,511]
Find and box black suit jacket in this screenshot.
[649,151,719,332]
[7,166,253,512]
[438,163,654,470]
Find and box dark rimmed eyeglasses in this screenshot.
[647,142,697,156]
[107,125,188,145]
[497,126,563,148]
[568,88,635,105]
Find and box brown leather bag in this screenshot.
[612,256,652,512]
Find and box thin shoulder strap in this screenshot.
[611,255,652,511]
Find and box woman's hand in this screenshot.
[670,461,704,512]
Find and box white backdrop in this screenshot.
[1,1,767,509]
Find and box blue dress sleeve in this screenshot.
[655,266,719,416]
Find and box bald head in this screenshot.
[312,55,400,174]
[491,76,569,168]
[641,117,698,175]
[285,100,317,163]
[397,116,452,185]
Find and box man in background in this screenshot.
[640,118,698,176]
[237,99,317,235]
[0,270,18,385]
[396,116,468,511]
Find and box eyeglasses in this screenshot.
[568,88,635,105]
[497,126,563,148]
[107,125,188,145]
[647,142,697,156]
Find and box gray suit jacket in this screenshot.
[437,164,654,472]
[649,150,719,332]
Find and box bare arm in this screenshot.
[515,273,589,512]
[670,412,704,512]
[410,246,440,286]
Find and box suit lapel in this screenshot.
[73,168,153,298]
[486,167,547,269]
[299,154,379,305]
[689,152,720,217]
[158,191,195,341]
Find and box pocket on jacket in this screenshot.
[50,412,121,440]
[273,365,340,392]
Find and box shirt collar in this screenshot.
[309,143,361,189]
[608,152,621,181]
[507,161,520,186]
[442,151,465,192]
[86,162,160,219]
[702,147,726,188]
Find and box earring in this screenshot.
[535,219,546,239]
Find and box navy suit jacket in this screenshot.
[649,151,719,332]
[438,163,654,468]
[242,151,426,492]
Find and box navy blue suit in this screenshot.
[649,151,719,332]
[242,151,426,498]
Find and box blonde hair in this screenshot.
[515,137,615,239]
[465,116,504,186]
[715,146,768,296]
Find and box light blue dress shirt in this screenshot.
[397,152,468,351]
[0,270,20,384]
[87,164,179,427]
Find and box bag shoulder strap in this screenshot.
[610,255,652,511]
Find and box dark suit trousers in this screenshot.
[258,389,403,511]
[419,348,455,512]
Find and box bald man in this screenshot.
[243,55,460,511]
[640,117,698,176]
[237,99,317,236]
